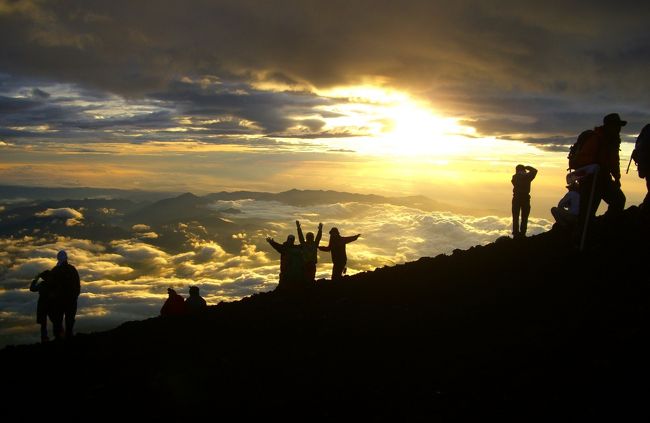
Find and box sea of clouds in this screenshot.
[0,199,551,346]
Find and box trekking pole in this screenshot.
[580,166,599,252]
[626,155,632,174]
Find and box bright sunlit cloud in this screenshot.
[313,85,480,156]
[1,196,553,346]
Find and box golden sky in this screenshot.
[1,1,649,216]
[3,1,650,347]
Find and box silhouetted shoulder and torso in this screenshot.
[185,294,207,313]
[574,127,621,178]
[320,234,359,263]
[49,262,80,305]
[268,240,304,288]
[161,292,186,316]
[30,270,55,324]
[511,172,536,198]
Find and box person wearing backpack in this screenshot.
[573,114,627,227]
[631,123,650,211]
[511,164,537,239]
[296,220,323,284]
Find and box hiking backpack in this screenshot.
[567,129,595,170]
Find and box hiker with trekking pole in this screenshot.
[567,113,627,250]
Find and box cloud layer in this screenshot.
[0,196,551,346]
[1,1,650,145]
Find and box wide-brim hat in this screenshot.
[603,113,627,127]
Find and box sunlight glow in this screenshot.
[316,85,478,157]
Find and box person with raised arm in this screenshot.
[296,220,323,284]
[318,227,360,281]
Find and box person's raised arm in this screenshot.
[315,223,323,245]
[29,274,40,292]
[266,237,283,253]
[526,165,538,180]
[342,234,361,244]
[296,220,305,245]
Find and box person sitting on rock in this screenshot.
[161,288,186,316]
[185,286,207,314]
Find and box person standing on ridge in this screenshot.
[318,227,360,281]
[48,250,81,339]
[29,270,55,342]
[296,220,323,284]
[266,233,304,291]
[511,164,538,239]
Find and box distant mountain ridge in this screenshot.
[0,185,454,212]
[204,188,441,209]
[0,187,461,258]
[2,206,649,419]
[0,184,178,202]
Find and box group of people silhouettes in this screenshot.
[160,286,208,316]
[29,112,650,341]
[266,220,360,290]
[29,250,80,342]
[513,113,650,248]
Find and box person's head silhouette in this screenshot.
[57,250,68,265]
[329,227,339,235]
[284,234,295,245]
[603,113,627,137]
[306,232,315,243]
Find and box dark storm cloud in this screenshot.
[1,1,650,141]
[0,73,339,141]
[151,79,335,133]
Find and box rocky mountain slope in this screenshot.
[2,207,649,420]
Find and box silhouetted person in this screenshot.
[574,113,627,240]
[551,181,580,228]
[29,270,55,342]
[511,164,537,238]
[266,234,305,291]
[296,220,323,284]
[185,286,207,313]
[318,227,360,281]
[161,288,185,316]
[48,250,80,339]
[631,123,650,211]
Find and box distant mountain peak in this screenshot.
[176,192,198,199]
